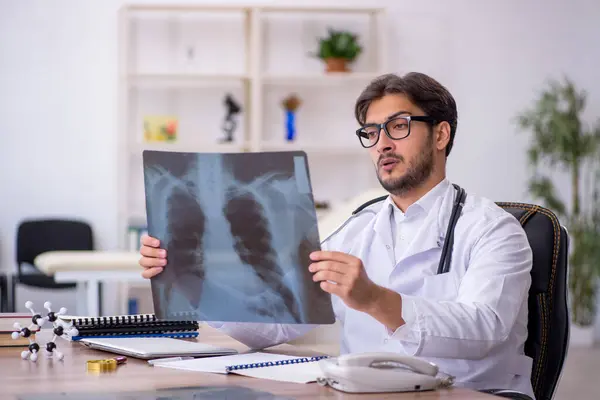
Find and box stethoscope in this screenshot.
[352,183,466,276]
[436,184,466,275]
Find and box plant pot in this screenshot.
[569,322,595,347]
[325,57,349,73]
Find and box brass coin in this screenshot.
[87,359,117,372]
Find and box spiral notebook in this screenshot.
[59,313,199,341]
[154,352,329,383]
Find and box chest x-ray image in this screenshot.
[143,150,335,325]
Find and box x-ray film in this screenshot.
[142,150,335,325]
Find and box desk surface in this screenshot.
[0,325,495,399]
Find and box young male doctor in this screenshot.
[138,72,534,398]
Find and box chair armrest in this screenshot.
[478,389,533,400]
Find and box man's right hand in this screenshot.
[139,234,167,279]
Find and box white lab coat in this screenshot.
[212,179,534,398]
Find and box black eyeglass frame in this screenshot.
[355,113,437,148]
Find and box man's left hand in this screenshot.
[309,250,383,313]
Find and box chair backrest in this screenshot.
[16,219,94,274]
[496,202,570,400]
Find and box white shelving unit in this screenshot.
[117,4,388,250]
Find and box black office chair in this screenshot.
[0,273,8,312]
[481,202,570,400]
[353,194,570,400]
[10,218,95,312]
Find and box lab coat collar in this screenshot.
[372,178,456,266]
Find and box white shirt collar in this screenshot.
[388,178,451,222]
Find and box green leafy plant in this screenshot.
[516,76,600,326]
[316,28,362,62]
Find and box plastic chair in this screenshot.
[10,218,95,312]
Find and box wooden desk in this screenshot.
[0,326,495,399]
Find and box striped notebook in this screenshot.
[59,313,199,341]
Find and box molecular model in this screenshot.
[11,301,79,362]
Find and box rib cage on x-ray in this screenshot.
[165,184,206,309]
[143,150,335,324]
[223,186,302,321]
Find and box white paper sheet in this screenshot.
[154,352,324,383]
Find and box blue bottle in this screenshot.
[286,110,296,141]
[128,298,138,315]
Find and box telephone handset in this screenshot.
[317,352,454,394]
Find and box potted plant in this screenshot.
[315,28,362,73]
[516,76,600,346]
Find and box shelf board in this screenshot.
[131,141,246,154]
[127,73,249,88]
[124,72,381,88]
[124,5,383,14]
[124,4,253,12]
[260,6,382,14]
[260,141,364,155]
[261,72,382,86]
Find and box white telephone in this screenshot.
[316,352,455,394]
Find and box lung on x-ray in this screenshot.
[142,150,335,324]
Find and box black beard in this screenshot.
[376,144,434,197]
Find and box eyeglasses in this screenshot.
[355,114,436,148]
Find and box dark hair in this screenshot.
[354,72,458,156]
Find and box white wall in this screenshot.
[1,0,599,334]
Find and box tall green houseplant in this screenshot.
[516,77,600,327]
